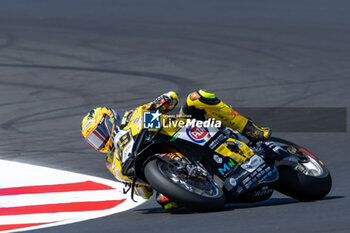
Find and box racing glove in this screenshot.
[243,120,271,142]
[151,91,179,113]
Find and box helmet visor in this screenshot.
[86,118,110,151]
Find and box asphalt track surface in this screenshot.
[0,0,349,232]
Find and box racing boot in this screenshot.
[181,89,270,141]
[156,192,180,210]
[150,91,179,113]
[243,120,271,142]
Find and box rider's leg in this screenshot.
[181,90,271,141]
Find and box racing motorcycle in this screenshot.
[107,106,332,211]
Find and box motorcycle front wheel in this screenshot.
[269,137,332,201]
[144,159,225,211]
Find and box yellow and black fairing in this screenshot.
[105,105,153,185]
[144,115,277,200]
[131,114,190,181]
[169,129,255,182]
[104,106,155,199]
[136,113,256,187]
[104,105,186,184]
[104,104,269,199]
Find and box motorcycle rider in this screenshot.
[81,90,271,209]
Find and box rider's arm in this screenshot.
[121,91,179,125]
[145,91,179,113]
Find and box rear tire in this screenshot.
[269,137,332,201]
[144,159,225,211]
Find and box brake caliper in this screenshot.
[287,146,309,163]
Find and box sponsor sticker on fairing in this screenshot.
[186,126,211,144]
[208,133,227,149]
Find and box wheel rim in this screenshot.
[271,141,324,177]
[157,162,221,198]
[295,156,324,176]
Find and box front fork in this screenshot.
[154,152,210,181]
[258,141,299,168]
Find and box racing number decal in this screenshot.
[115,130,134,163]
[117,131,131,151]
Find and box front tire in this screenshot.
[144,159,225,211]
[270,137,332,201]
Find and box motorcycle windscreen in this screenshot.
[112,109,124,126]
[104,114,115,136]
[104,108,124,136]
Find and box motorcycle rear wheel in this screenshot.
[144,159,225,211]
[269,137,332,201]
